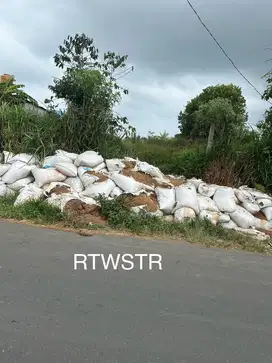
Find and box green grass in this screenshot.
[0,195,64,224]
[0,195,270,254]
[98,197,272,254]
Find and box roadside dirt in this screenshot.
[122,193,159,212]
[49,185,72,195]
[63,199,108,225]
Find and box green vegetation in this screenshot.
[178,84,247,139]
[0,75,38,106]
[0,195,270,254]
[0,195,64,224]
[0,32,272,252]
[98,197,272,253]
[0,33,271,192]
[46,33,134,153]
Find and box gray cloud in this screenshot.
[0,0,271,136]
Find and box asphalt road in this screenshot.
[1,220,272,363]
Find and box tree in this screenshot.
[262,65,272,102]
[0,75,38,106]
[178,84,247,139]
[257,108,272,135]
[193,97,237,153]
[260,65,272,133]
[47,33,134,152]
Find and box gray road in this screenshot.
[0,220,272,363]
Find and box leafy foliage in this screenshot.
[47,33,134,152]
[257,107,272,135]
[178,84,247,139]
[194,97,241,152]
[0,75,38,106]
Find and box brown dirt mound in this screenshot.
[122,193,159,212]
[154,181,173,189]
[87,171,109,182]
[49,185,71,195]
[123,169,173,188]
[167,176,186,187]
[253,211,267,221]
[123,169,156,187]
[123,169,183,189]
[63,199,107,225]
[123,160,136,169]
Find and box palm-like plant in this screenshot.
[0,75,38,106]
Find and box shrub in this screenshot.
[0,103,61,157]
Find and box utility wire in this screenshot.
[186,0,272,105]
[114,66,134,80]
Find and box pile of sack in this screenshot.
[0,149,272,240]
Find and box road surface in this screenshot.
[0,220,272,362]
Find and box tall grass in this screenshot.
[0,103,61,157]
[1,103,272,191]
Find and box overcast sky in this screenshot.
[0,0,271,135]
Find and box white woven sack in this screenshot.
[109,173,145,194]
[55,149,78,162]
[155,187,175,215]
[55,162,77,177]
[197,195,219,212]
[218,214,231,223]
[221,220,238,230]
[110,186,123,198]
[257,198,272,209]
[0,182,7,197]
[8,176,34,191]
[43,154,72,168]
[199,210,220,225]
[261,206,272,221]
[0,164,11,176]
[242,201,260,214]
[174,207,196,222]
[135,161,165,180]
[173,184,199,214]
[8,153,38,165]
[74,151,103,168]
[78,167,99,188]
[198,183,217,198]
[213,187,237,213]
[32,168,66,188]
[80,179,116,198]
[65,177,84,193]
[2,161,34,184]
[14,184,44,206]
[106,159,125,172]
[230,206,260,229]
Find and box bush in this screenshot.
[0,103,61,157]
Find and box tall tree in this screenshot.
[193,97,237,153]
[47,33,134,152]
[178,84,247,139]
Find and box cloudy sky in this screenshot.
[0,0,271,135]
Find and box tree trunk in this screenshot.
[206,123,215,154]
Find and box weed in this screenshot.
[0,195,64,224]
[98,197,272,254]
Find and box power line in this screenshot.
[186,0,272,105]
[114,66,134,80]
